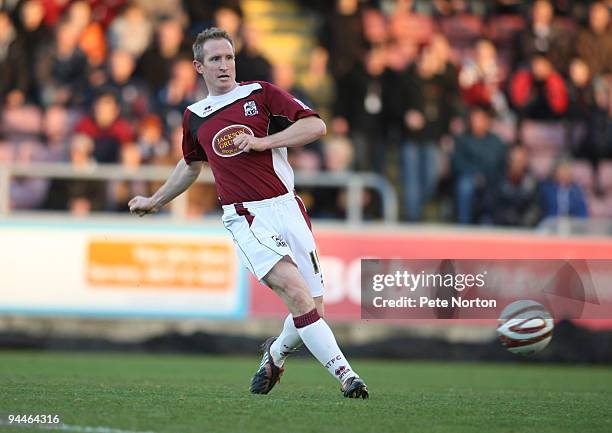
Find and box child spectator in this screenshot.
[540,158,588,219]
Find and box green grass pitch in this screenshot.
[1,351,611,433]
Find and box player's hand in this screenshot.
[128,196,159,217]
[234,134,268,152]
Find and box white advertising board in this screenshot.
[0,221,246,318]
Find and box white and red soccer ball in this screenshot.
[497,300,554,355]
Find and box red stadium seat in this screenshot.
[571,160,595,194]
[490,118,517,144]
[1,105,43,139]
[588,195,612,218]
[440,14,484,52]
[521,121,566,152]
[0,141,15,162]
[597,161,612,194]
[486,15,526,46]
[528,152,555,179]
[391,13,434,44]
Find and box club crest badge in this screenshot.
[243,100,258,116]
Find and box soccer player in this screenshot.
[128,27,368,399]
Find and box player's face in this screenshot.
[195,38,237,96]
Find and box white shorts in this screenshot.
[221,191,324,298]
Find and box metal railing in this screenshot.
[0,162,399,224]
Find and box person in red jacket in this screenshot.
[510,54,568,120]
[74,90,134,163]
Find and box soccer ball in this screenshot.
[497,300,554,355]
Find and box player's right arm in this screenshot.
[128,159,203,216]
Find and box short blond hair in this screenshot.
[192,27,234,62]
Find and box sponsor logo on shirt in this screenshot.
[212,124,254,158]
[243,100,258,116]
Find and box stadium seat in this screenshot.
[554,17,577,34]
[528,152,555,179]
[588,195,612,218]
[491,118,517,144]
[571,160,595,194]
[1,105,43,140]
[597,162,612,194]
[521,121,566,152]
[390,13,431,43]
[440,14,484,53]
[0,141,15,162]
[486,15,525,46]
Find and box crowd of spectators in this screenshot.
[305,0,612,224]
[0,0,611,226]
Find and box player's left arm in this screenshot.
[234,115,326,153]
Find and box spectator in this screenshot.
[567,58,595,122]
[106,49,151,120]
[42,104,72,162]
[41,0,71,28]
[575,76,612,168]
[272,61,322,171]
[318,0,366,79]
[333,47,395,174]
[513,0,573,72]
[155,57,206,130]
[136,114,170,164]
[576,1,612,77]
[362,7,387,48]
[66,133,106,215]
[214,6,242,43]
[136,16,190,94]
[35,19,88,106]
[389,0,433,48]
[235,24,272,83]
[107,3,152,59]
[430,33,463,126]
[540,158,588,219]
[307,135,356,219]
[510,54,568,120]
[14,0,50,104]
[567,58,597,159]
[40,104,73,211]
[458,38,509,115]
[396,43,459,221]
[9,141,50,210]
[0,11,28,108]
[182,0,219,33]
[67,1,106,67]
[74,90,134,163]
[495,145,541,226]
[149,123,218,217]
[452,105,507,224]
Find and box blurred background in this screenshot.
[0,0,612,359]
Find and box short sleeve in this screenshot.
[262,82,320,121]
[181,109,207,163]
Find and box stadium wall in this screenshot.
[1,218,612,341]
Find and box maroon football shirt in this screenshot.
[181,81,319,205]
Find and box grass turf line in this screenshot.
[1,351,611,433]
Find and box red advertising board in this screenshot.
[248,227,612,328]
